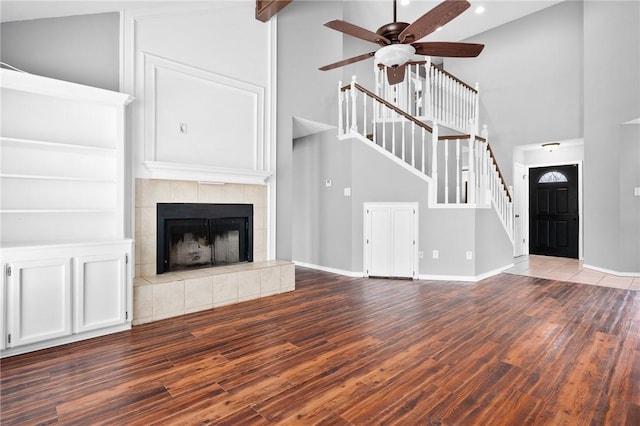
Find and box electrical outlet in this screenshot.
[466,251,473,260]
[432,250,439,259]
[418,251,424,259]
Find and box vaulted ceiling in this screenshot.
[1,0,564,44]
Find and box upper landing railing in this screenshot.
[375,60,479,135]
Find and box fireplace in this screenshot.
[157,203,253,273]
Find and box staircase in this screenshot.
[337,60,513,241]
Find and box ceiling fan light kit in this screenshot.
[320,0,484,85]
[375,44,416,67]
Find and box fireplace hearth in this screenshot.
[157,203,253,273]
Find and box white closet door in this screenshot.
[391,206,415,278]
[367,206,392,277]
[365,203,418,278]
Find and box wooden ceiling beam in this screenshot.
[256,0,293,22]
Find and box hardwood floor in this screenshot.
[2,267,639,425]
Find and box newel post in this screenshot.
[474,82,480,135]
[350,75,358,133]
[424,57,432,119]
[481,124,489,204]
[467,125,476,204]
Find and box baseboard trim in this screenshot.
[583,264,640,278]
[293,261,365,278]
[418,263,514,283]
[294,261,515,282]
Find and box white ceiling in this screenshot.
[1,0,564,42]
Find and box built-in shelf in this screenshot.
[1,174,116,183]
[1,68,135,357]
[0,209,118,214]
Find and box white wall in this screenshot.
[0,13,119,91]
[292,130,352,271]
[583,1,640,274]
[444,1,584,185]
[124,3,274,179]
[277,0,344,260]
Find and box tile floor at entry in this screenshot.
[504,255,640,291]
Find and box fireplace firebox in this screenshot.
[157,203,253,273]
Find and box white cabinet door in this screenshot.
[7,258,72,347]
[365,203,418,278]
[74,253,127,333]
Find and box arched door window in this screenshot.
[538,170,568,183]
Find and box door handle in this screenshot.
[515,215,520,218]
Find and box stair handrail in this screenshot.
[482,137,512,203]
[341,80,433,134]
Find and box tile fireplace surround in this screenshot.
[133,178,293,325]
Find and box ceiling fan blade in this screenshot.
[386,65,406,85]
[412,42,484,57]
[319,52,377,71]
[324,20,391,46]
[399,0,471,43]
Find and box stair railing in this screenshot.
[374,61,479,134]
[339,75,513,239]
[339,77,434,177]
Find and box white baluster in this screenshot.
[392,111,396,156]
[345,87,351,132]
[382,105,387,151]
[363,92,367,138]
[444,139,449,204]
[338,81,344,137]
[455,81,460,129]
[406,66,411,113]
[474,83,480,134]
[436,69,441,122]
[456,138,461,204]
[467,135,476,204]
[421,127,426,174]
[422,60,434,119]
[350,75,358,133]
[432,124,439,204]
[449,76,453,126]
[411,123,416,168]
[401,119,406,161]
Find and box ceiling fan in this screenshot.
[319,0,484,85]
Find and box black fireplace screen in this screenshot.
[157,203,253,273]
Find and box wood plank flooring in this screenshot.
[1,267,639,425]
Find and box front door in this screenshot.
[529,164,579,258]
